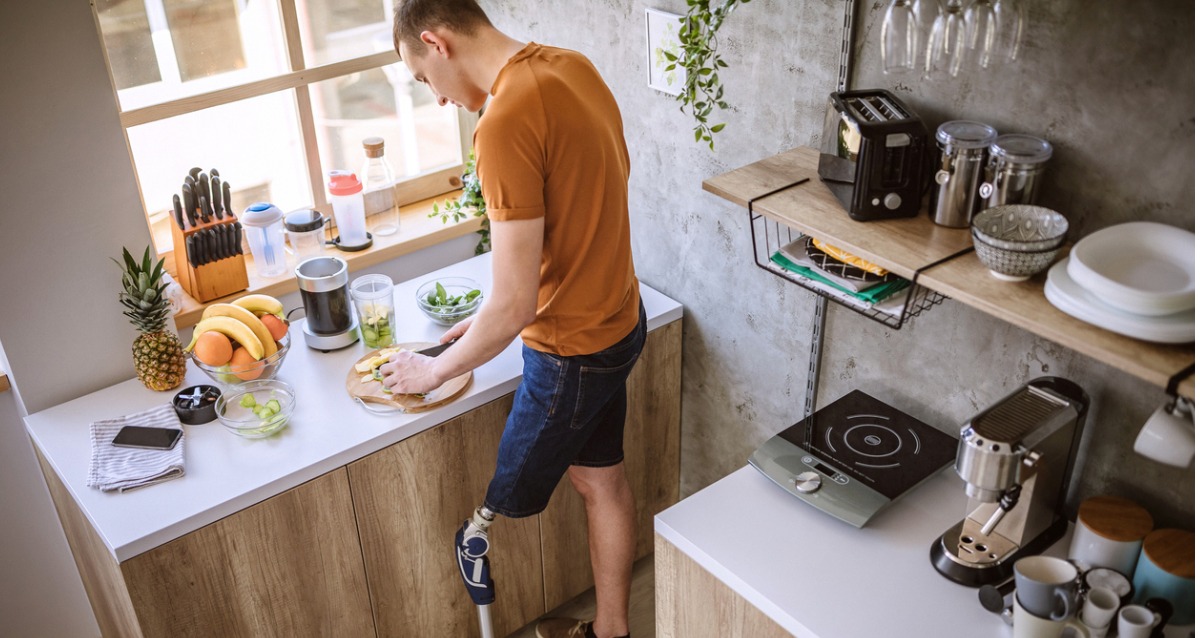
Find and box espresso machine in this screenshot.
[931,377,1089,587]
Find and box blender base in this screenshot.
[300,317,360,351]
[331,232,373,252]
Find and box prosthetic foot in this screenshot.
[456,506,497,638]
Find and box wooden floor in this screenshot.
[508,553,656,638]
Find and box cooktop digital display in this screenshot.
[777,390,958,500]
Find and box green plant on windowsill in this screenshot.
[430,150,490,255]
[663,0,754,151]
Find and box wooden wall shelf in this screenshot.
[703,147,1195,400]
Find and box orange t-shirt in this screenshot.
[474,43,640,356]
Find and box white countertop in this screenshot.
[655,466,1191,638]
[26,253,682,562]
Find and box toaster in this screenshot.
[817,89,930,221]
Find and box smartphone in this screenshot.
[111,425,183,451]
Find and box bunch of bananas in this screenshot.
[185,294,289,367]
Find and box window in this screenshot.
[94,0,474,254]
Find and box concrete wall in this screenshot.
[483,0,1195,528]
[0,0,1192,634]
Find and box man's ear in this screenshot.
[419,30,450,58]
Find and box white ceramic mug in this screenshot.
[1116,604,1161,638]
[1015,556,1081,620]
[1080,586,1120,630]
[1133,402,1194,467]
[1014,598,1088,638]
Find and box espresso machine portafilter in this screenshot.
[931,377,1089,587]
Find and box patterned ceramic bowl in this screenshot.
[972,205,1069,252]
[972,237,1061,282]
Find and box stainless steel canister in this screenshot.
[931,121,997,228]
[979,134,1053,208]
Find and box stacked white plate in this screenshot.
[1044,222,1195,343]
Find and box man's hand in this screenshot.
[380,350,443,395]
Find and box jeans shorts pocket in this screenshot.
[568,355,639,430]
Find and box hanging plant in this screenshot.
[430,150,490,255]
[663,0,754,150]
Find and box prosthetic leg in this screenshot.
[456,506,497,638]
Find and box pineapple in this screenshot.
[116,247,186,391]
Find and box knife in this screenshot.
[188,167,202,181]
[185,235,197,267]
[172,194,185,230]
[211,175,223,219]
[220,224,231,259]
[206,229,217,263]
[182,184,197,227]
[222,181,233,220]
[416,338,459,358]
[232,221,242,254]
[199,195,211,224]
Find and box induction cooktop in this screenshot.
[749,389,958,527]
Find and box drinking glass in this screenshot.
[912,0,945,76]
[929,0,968,77]
[966,0,1025,68]
[881,0,917,74]
[350,274,395,349]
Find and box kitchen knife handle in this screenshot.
[211,175,223,219]
[199,195,211,223]
[222,181,233,220]
[233,222,242,254]
[172,194,185,230]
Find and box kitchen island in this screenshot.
[655,466,1193,637]
[26,253,683,638]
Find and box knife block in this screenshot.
[171,216,249,303]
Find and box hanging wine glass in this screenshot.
[881,0,917,74]
[912,0,945,76]
[929,0,968,77]
[966,0,1025,68]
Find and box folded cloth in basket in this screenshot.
[87,404,185,492]
[770,249,910,304]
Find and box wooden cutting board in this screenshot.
[346,341,472,413]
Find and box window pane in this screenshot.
[95,0,162,90]
[99,0,289,112]
[309,62,461,182]
[297,0,392,67]
[164,0,247,82]
[128,91,309,252]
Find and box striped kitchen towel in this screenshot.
[87,404,185,492]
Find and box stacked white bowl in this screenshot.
[1043,221,1195,343]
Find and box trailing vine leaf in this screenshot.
[429,149,491,254]
[664,0,752,151]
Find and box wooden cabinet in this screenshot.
[348,395,546,638]
[654,535,790,638]
[44,318,681,637]
[39,454,374,638]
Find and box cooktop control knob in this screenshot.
[794,471,822,493]
[884,193,902,210]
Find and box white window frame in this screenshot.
[95,0,476,257]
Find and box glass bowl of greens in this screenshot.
[415,277,484,326]
[215,379,294,439]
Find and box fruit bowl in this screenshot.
[215,379,295,438]
[415,277,483,326]
[191,333,291,386]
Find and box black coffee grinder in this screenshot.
[295,256,359,351]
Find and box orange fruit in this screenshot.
[260,314,289,342]
[229,347,264,381]
[194,331,233,366]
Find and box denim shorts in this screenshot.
[484,302,647,518]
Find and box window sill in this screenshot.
[170,192,482,330]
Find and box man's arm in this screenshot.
[380,216,543,394]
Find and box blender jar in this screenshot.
[240,202,288,277]
[979,134,1053,208]
[931,120,997,228]
[284,208,327,260]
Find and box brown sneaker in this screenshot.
[534,618,593,638]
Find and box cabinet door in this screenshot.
[121,469,374,638]
[540,319,683,610]
[348,395,544,638]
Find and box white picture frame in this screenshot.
[645,8,686,96]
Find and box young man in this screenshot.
[382,2,644,637]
